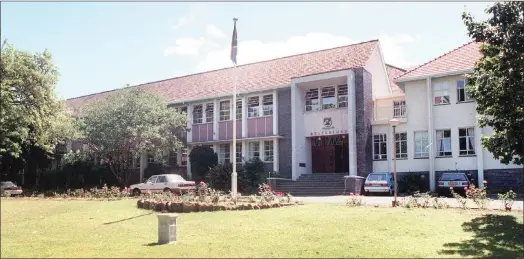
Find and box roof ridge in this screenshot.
[67,84,134,101]
[67,39,379,100]
[385,63,407,72]
[394,40,477,80]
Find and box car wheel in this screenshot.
[163,188,172,193]
[132,188,141,196]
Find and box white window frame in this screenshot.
[247,96,260,118]
[262,95,273,116]
[373,134,387,160]
[219,100,231,121]
[263,140,273,162]
[459,127,475,156]
[205,103,214,123]
[393,100,406,118]
[395,132,408,159]
[192,104,203,124]
[181,147,188,166]
[436,129,452,157]
[433,82,450,105]
[236,100,242,120]
[248,141,260,160]
[337,84,348,108]
[219,143,231,164]
[235,143,242,163]
[321,86,337,110]
[414,131,429,158]
[305,88,320,112]
[457,79,473,103]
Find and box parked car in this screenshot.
[363,173,395,196]
[1,181,23,196]
[437,172,471,197]
[130,174,196,196]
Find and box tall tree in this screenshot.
[463,2,524,165]
[0,41,77,159]
[80,88,187,186]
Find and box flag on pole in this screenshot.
[231,18,238,65]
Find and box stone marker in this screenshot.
[157,213,178,244]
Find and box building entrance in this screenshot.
[311,134,349,173]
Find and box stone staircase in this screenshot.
[274,173,347,196]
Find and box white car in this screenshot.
[1,181,23,196]
[363,173,395,196]
[130,174,196,196]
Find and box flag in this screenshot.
[230,18,238,65]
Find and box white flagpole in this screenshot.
[231,18,238,197]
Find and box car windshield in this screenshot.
[1,181,16,187]
[166,174,185,182]
[440,173,467,181]
[367,174,387,181]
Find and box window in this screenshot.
[433,82,450,105]
[157,175,167,183]
[219,144,231,164]
[436,129,452,157]
[147,176,158,183]
[414,131,429,158]
[205,103,214,123]
[264,140,273,162]
[193,104,203,124]
[168,150,177,167]
[305,88,320,111]
[337,85,348,108]
[219,101,231,121]
[236,143,242,163]
[321,86,336,110]
[459,128,475,156]
[393,100,406,118]
[248,97,259,118]
[395,132,408,159]
[236,100,242,120]
[457,80,472,102]
[248,141,260,159]
[181,147,188,166]
[373,134,387,160]
[134,155,141,168]
[262,95,273,116]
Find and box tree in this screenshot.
[462,2,524,165]
[0,41,77,159]
[189,145,218,181]
[80,88,187,186]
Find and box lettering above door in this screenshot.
[311,136,347,146]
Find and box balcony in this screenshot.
[372,104,407,125]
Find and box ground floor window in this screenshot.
[395,132,408,159]
[235,143,242,163]
[373,134,387,160]
[414,131,429,158]
[459,127,475,156]
[219,144,231,164]
[264,140,273,162]
[248,141,260,160]
[436,129,452,157]
[181,147,188,166]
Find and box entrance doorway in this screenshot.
[311,134,349,173]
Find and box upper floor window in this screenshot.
[373,134,387,160]
[248,96,259,118]
[433,82,450,105]
[305,88,320,112]
[205,103,214,123]
[193,104,203,124]
[457,80,473,102]
[236,100,242,120]
[337,85,348,108]
[321,86,337,110]
[436,129,452,157]
[459,128,475,156]
[219,101,231,121]
[262,95,273,116]
[393,100,406,118]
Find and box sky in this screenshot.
[1,2,492,100]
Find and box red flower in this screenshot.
[464,187,468,191]
[483,180,488,184]
[349,192,354,196]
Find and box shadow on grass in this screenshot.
[439,214,524,259]
[144,242,162,246]
[103,212,153,225]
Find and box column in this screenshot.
[229,142,235,164]
[186,104,193,143]
[426,77,436,191]
[475,102,484,187]
[213,99,219,140]
[186,146,192,179]
[272,90,278,135]
[241,96,247,138]
[241,141,248,163]
[347,70,357,176]
[291,82,297,180]
[259,139,264,162]
[273,138,279,172]
[139,152,148,182]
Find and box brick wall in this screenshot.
[278,88,292,179]
[354,68,374,177]
[484,168,524,193]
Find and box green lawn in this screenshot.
[1,199,523,258]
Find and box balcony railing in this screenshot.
[373,104,407,122]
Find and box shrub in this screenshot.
[450,187,468,210]
[346,193,363,207]
[432,197,448,209]
[399,172,427,194]
[189,145,218,181]
[498,190,517,211]
[465,184,489,210]
[206,163,248,192]
[243,158,266,190]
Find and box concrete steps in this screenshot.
[274,173,348,196]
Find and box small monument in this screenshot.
[157,213,178,244]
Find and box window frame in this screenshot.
[395,132,408,159]
[459,127,476,156]
[457,79,473,103]
[305,88,320,112]
[247,96,260,118]
[235,143,242,163]
[373,134,388,161]
[236,100,242,120]
[218,143,231,164]
[219,100,231,121]
[393,100,406,118]
[192,104,204,124]
[205,103,214,123]
[435,129,452,157]
[414,131,429,158]
[263,140,274,162]
[433,82,450,105]
[262,94,273,116]
[248,141,260,160]
[180,147,188,166]
[321,86,337,110]
[337,84,348,108]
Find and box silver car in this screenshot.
[130,174,196,196]
[1,181,23,196]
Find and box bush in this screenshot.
[189,145,218,181]
[465,184,489,210]
[498,190,517,211]
[206,163,248,193]
[346,193,363,207]
[399,172,427,194]
[243,158,266,192]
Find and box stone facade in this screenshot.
[484,168,524,193]
[353,68,374,177]
[277,88,292,179]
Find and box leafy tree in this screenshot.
[0,41,77,159]
[189,145,218,181]
[463,2,524,165]
[80,88,186,186]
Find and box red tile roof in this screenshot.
[385,64,407,96]
[67,40,379,113]
[395,41,482,82]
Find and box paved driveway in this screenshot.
[295,195,524,211]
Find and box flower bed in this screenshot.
[1,184,132,200]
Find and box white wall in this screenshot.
[364,46,391,99]
[303,108,349,136]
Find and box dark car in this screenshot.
[437,173,471,197]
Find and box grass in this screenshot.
[1,199,523,258]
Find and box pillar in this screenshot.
[347,70,357,176]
